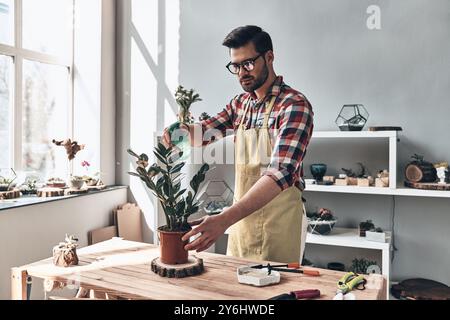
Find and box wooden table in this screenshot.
[11,238,386,300]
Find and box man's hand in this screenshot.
[182,213,231,252]
[162,122,192,148]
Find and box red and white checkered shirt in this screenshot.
[200,76,314,191]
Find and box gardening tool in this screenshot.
[333,272,366,300]
[269,289,321,300]
[250,263,320,276]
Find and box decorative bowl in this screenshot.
[307,218,337,235]
[310,164,327,182]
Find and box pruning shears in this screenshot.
[251,263,320,276]
[333,272,366,300]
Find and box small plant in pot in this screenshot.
[19,178,40,195]
[0,168,17,192]
[307,208,337,235]
[69,175,85,189]
[359,220,375,237]
[128,143,209,265]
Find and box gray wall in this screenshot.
[178,0,450,284]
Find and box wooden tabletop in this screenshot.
[12,238,386,300]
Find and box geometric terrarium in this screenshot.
[198,180,234,215]
[335,104,369,131]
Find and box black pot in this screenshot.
[328,262,345,271]
[310,164,327,182]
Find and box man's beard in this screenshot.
[240,63,269,93]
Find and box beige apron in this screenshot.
[226,96,308,264]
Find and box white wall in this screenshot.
[0,188,127,300]
[177,0,450,285]
[115,0,450,285]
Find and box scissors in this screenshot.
[333,272,366,300]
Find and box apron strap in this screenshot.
[239,96,253,129]
[261,96,277,129]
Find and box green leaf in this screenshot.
[127,149,139,158]
[170,162,185,174]
[156,176,165,189]
[175,188,186,200]
[157,142,168,155]
[136,167,147,177]
[127,172,141,177]
[173,181,181,194]
[186,191,193,204]
[190,178,198,191]
[153,151,167,165]
[200,163,210,173]
[163,182,170,197]
[175,201,186,216]
[139,153,149,161]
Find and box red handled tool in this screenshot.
[269,289,321,300]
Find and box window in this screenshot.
[0,0,74,180]
[0,55,12,168]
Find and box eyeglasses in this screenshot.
[226,53,264,74]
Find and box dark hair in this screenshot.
[222,25,273,53]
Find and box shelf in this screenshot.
[312,131,398,139]
[306,228,390,251]
[304,184,450,198]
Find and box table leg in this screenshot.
[11,268,31,300]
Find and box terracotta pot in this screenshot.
[158,227,189,265]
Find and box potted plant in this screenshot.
[19,177,39,195]
[53,234,79,267]
[127,143,209,265]
[359,220,375,237]
[0,168,17,192]
[350,258,379,275]
[81,160,101,186]
[307,208,337,235]
[69,175,85,189]
[46,177,67,188]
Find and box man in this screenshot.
[163,25,314,263]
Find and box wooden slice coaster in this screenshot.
[151,256,204,278]
[64,188,89,195]
[0,189,21,200]
[37,187,64,198]
[405,181,450,191]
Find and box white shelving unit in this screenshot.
[311,130,398,188]
[305,184,450,198]
[304,130,450,299]
[305,130,400,299]
[306,228,391,295]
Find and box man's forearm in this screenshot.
[223,176,282,226]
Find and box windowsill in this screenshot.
[0,185,128,212]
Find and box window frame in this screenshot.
[0,0,75,172]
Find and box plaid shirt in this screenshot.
[200,76,314,191]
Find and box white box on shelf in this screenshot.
[365,231,391,243]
